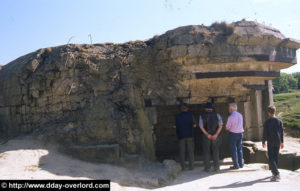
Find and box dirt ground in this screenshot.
[0,135,300,191]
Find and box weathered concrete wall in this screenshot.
[0,43,158,164]
[0,20,299,163]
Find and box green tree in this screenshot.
[288,74,298,89]
[273,73,288,93]
[293,72,300,89]
[273,73,298,93]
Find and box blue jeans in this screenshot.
[267,145,280,176]
[229,132,244,168]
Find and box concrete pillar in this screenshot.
[145,107,157,150]
[239,101,252,140]
[240,90,264,141]
[249,90,263,141]
[145,107,157,125]
[267,80,274,106]
[262,80,274,122]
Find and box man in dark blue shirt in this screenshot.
[173,103,196,170]
[262,105,284,182]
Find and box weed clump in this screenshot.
[210,21,234,37]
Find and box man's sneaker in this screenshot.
[271,175,278,182]
[276,174,281,181]
[270,175,277,181]
[204,168,211,172]
[229,166,239,170]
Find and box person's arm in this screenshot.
[199,115,211,139]
[212,125,222,140]
[173,116,176,129]
[200,126,212,139]
[262,121,267,148]
[212,114,223,140]
[192,116,197,128]
[226,116,231,131]
[280,120,284,149]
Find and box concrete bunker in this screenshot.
[0,20,300,165]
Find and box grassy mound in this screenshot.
[274,90,300,132]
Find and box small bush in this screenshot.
[284,121,300,130]
[210,21,234,36]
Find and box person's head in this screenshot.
[228,103,237,114]
[267,105,276,117]
[181,103,189,112]
[205,102,213,112]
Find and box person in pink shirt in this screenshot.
[226,103,244,169]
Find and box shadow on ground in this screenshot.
[0,135,215,189]
[2,135,290,190]
[209,176,272,189]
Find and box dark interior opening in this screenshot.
[154,103,231,162]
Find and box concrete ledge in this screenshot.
[243,141,300,171]
[195,71,280,79]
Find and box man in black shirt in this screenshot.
[173,103,196,170]
[262,105,284,181]
[199,102,223,172]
